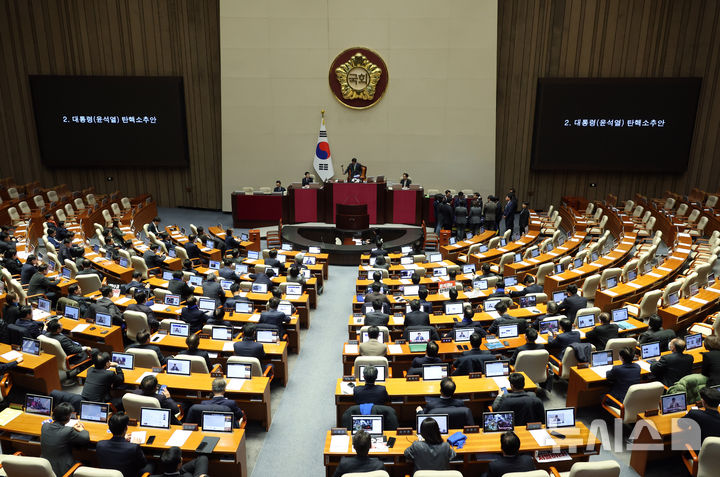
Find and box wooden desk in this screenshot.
[165,225,222,261]
[56,317,124,353]
[504,232,587,280]
[323,424,599,477]
[0,411,247,477]
[658,280,720,330]
[83,248,134,282]
[469,231,541,266]
[440,230,496,262]
[208,226,259,252]
[0,344,60,394]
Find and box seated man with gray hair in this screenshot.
[201,377,244,424]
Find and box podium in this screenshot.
[336,204,369,230]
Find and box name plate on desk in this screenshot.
[198,333,210,339]
[152,367,162,373]
[441,337,452,343]
[331,427,348,436]
[433,311,443,316]
[182,424,198,431]
[157,329,168,335]
[395,339,406,344]
[211,371,224,378]
[406,375,420,381]
[469,372,483,379]
[342,375,355,382]
[396,427,413,436]
[577,363,589,369]
[464,425,480,433]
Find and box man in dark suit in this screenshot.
[28,264,60,303]
[331,431,384,477]
[126,290,159,332]
[400,173,412,188]
[409,340,443,370]
[606,348,641,402]
[509,275,543,297]
[143,244,167,271]
[423,377,469,413]
[491,373,544,425]
[180,297,206,334]
[701,334,720,387]
[2,249,23,275]
[487,431,536,477]
[1,292,21,325]
[91,286,123,324]
[96,412,153,477]
[126,330,167,366]
[135,375,181,416]
[681,387,720,443]
[66,284,93,318]
[509,328,544,365]
[353,365,389,405]
[77,259,104,280]
[224,229,241,250]
[13,306,43,338]
[201,377,244,422]
[81,352,124,408]
[547,318,582,359]
[147,217,162,236]
[259,297,291,332]
[405,299,430,327]
[452,305,486,337]
[233,324,267,360]
[452,332,495,375]
[273,180,286,193]
[437,197,453,231]
[585,312,619,351]
[639,314,677,351]
[44,319,92,365]
[178,334,212,371]
[168,271,194,301]
[345,157,363,178]
[502,195,517,233]
[417,286,433,313]
[650,338,694,387]
[301,171,314,186]
[264,249,282,269]
[201,273,226,305]
[121,271,146,295]
[365,299,389,326]
[454,200,468,239]
[558,284,587,322]
[20,254,38,284]
[487,301,527,335]
[150,446,209,477]
[364,282,391,307]
[250,268,275,288]
[184,234,201,259]
[40,402,90,477]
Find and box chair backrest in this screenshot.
[33,194,45,208]
[559,344,595,380]
[546,204,554,217]
[7,206,21,223]
[676,203,688,216]
[623,200,634,213]
[131,256,149,279]
[122,393,160,420]
[127,348,161,368]
[86,193,97,206]
[74,467,124,477]
[498,252,514,274]
[63,260,78,278]
[514,349,549,385]
[123,311,150,342]
[523,246,539,260]
[182,354,210,373]
[568,460,621,477]
[697,436,720,477]
[18,201,31,215]
[174,246,189,261]
[584,202,595,215]
[621,259,638,281]
[413,470,463,477]
[121,197,132,210]
[343,472,390,477]
[681,272,699,298]
[644,216,656,232]
[694,262,712,287]
[46,252,62,271]
[632,205,644,218]
[359,325,390,342]
[227,356,263,377]
[621,381,664,424]
[74,197,86,210]
[9,279,27,305]
[600,268,621,289]
[641,210,651,224]
[605,337,637,358]
[110,202,122,216]
[102,209,113,225]
[75,274,102,295]
[662,280,683,306]
[7,187,19,199]
[663,197,675,210]
[637,289,662,320]
[38,334,70,372]
[42,236,56,254]
[687,209,700,223]
[535,263,554,287]
[487,237,501,249]
[581,274,601,300]
[573,307,601,327]
[1,454,56,477]
[696,216,709,232]
[503,472,550,477]
[159,318,186,331]
[353,356,389,379]
[55,208,67,222]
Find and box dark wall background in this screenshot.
[496,0,720,209]
[0,0,221,208]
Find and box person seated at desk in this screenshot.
[91,286,122,324]
[701,334,720,387]
[126,290,159,332]
[234,324,267,360]
[96,412,154,477]
[452,332,494,376]
[487,431,536,477]
[509,328,544,365]
[451,305,486,337]
[77,259,104,280]
[224,284,252,311]
[180,296,206,334]
[219,260,240,283]
[606,347,641,402]
[681,387,720,443]
[147,217,162,236]
[491,372,544,425]
[410,271,422,286]
[126,330,167,366]
[250,267,275,288]
[143,244,167,271]
[650,337,693,387]
[184,234,201,259]
[57,238,75,265]
[332,431,384,477]
[400,172,412,188]
[420,377,473,423]
[2,249,22,276]
[345,157,363,179]
[66,284,93,318]
[120,271,146,295]
[28,263,61,305]
[477,263,499,280]
[488,282,510,299]
[41,402,90,477]
[373,254,390,270]
[364,282,391,307]
[225,228,241,250]
[135,375,182,421]
[13,306,43,338]
[404,416,456,472]
[178,333,212,371]
[405,299,430,327]
[82,351,124,411]
[487,301,527,335]
[0,232,16,254]
[206,306,231,328]
[273,180,286,193]
[201,272,226,306]
[359,325,386,356]
[558,284,587,322]
[531,300,562,330]
[2,291,21,325]
[20,254,38,285]
[264,249,282,269]
[547,318,581,359]
[286,265,305,285]
[150,445,209,477]
[44,319,93,366]
[417,286,432,312]
[410,340,443,370]
[365,299,389,327]
[109,219,125,244]
[301,171,314,187]
[353,365,389,405]
[259,297,291,332]
[639,314,677,351]
[585,312,619,351]
[168,270,194,302]
[509,275,543,298]
[202,377,244,423]
[46,227,61,249]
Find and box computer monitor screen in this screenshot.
[140,407,170,429]
[666,292,679,306]
[112,352,134,370]
[409,331,430,343]
[577,314,595,329]
[169,322,189,337]
[401,246,413,254]
[482,412,514,432]
[448,237,456,245]
[205,240,215,249]
[351,415,383,435]
[519,295,536,308]
[241,233,249,242]
[591,351,614,367]
[641,341,661,360]
[212,326,232,341]
[25,394,52,416]
[498,324,518,338]
[531,248,541,258]
[478,245,488,253]
[251,283,268,293]
[627,269,637,281]
[360,331,385,344]
[62,266,72,278]
[416,414,449,434]
[235,301,253,314]
[95,312,112,327]
[689,282,699,296]
[573,258,583,269]
[64,304,79,319]
[504,276,518,287]
[445,303,463,315]
[22,338,40,355]
[358,365,386,382]
[686,333,702,350]
[500,238,507,247]
[286,284,302,296]
[227,363,252,379]
[546,408,576,428]
[208,260,220,270]
[606,276,618,289]
[80,401,109,423]
[484,360,510,377]
[403,285,419,296]
[463,264,476,274]
[47,260,56,271]
[234,264,248,276]
[454,328,474,342]
[661,393,687,414]
[164,294,180,306]
[591,252,599,262]
[166,358,191,376]
[162,271,174,281]
[484,299,500,312]
[427,253,442,263]
[247,251,260,260]
[256,329,278,343]
[644,261,653,274]
[422,364,449,380]
[611,308,629,322]
[433,267,447,277]
[552,291,566,303]
[281,243,293,251]
[474,279,488,290]
[514,253,522,263]
[201,411,234,432]
[303,256,316,265]
[37,297,51,313]
[198,297,216,313]
[220,280,233,291]
[189,275,203,287]
[308,246,321,254]
[400,257,413,266]
[539,319,559,334]
[554,263,564,274]
[277,303,292,315]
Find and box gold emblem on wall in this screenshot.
[329,47,389,109]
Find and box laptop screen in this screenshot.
[166,358,191,376]
[189,275,203,287]
[482,412,514,432]
[484,360,510,377]
[80,401,109,423]
[433,267,447,277]
[514,253,522,263]
[277,303,292,315]
[234,264,249,275]
[162,271,174,281]
[241,233,249,242]
[474,279,488,290]
[531,248,540,258]
[205,240,215,249]
[405,330,428,343]
[416,414,449,434]
[208,260,221,270]
[498,324,518,338]
[685,333,702,350]
[666,292,679,306]
[519,295,536,308]
[539,319,559,334]
[422,364,449,380]
[22,338,40,355]
[112,352,134,370]
[303,256,316,265]
[448,237,457,245]
[554,263,564,274]
[140,407,171,429]
[361,331,386,343]
[169,322,189,337]
[37,297,51,313]
[611,308,629,322]
[247,251,260,260]
[227,363,252,379]
[478,245,488,253]
[211,326,232,341]
[641,341,661,360]
[573,258,583,269]
[427,253,442,263]
[251,283,268,293]
[281,243,293,251]
[689,282,699,296]
[606,276,618,289]
[358,365,386,382]
[95,312,112,327]
[484,299,500,312]
[552,291,566,303]
[62,266,73,278]
[164,294,180,306]
[202,411,234,432]
[401,246,413,254]
[220,280,233,291]
[400,269,414,278]
[591,351,614,367]
[351,415,384,435]
[235,301,253,314]
[286,284,302,296]
[627,268,638,281]
[577,314,595,329]
[445,302,463,315]
[25,394,52,416]
[503,276,518,287]
[256,329,278,343]
[64,304,79,319]
[661,393,687,414]
[546,408,575,428]
[198,297,216,313]
[463,264,476,274]
[403,285,419,296]
[454,328,474,342]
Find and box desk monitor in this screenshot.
[503,276,518,287]
[409,330,430,343]
[358,365,386,382]
[427,253,442,263]
[93,245,100,253]
[627,268,638,282]
[205,240,215,249]
[454,328,474,342]
[514,253,522,263]
[198,297,216,313]
[166,358,191,376]
[400,256,413,265]
[303,256,317,265]
[25,394,52,416]
[212,326,232,341]
[498,324,519,338]
[611,307,629,322]
[708,272,716,284]
[140,407,171,429]
[208,260,220,270]
[531,248,541,258]
[233,264,248,276]
[478,245,488,253]
[577,314,595,329]
[169,322,189,337]
[500,238,507,247]
[351,415,384,435]
[80,401,109,423]
[37,297,51,313]
[400,269,414,279]
[112,352,134,370]
[539,319,559,335]
[448,237,457,245]
[47,260,56,272]
[61,266,72,279]
[362,303,374,315]
[433,267,447,277]
[554,263,564,274]
[463,264,476,275]
[241,233,249,241]
[235,301,253,314]
[286,284,302,296]
[665,292,679,307]
[546,408,576,429]
[689,282,699,297]
[22,338,40,356]
[552,291,566,303]
[591,350,613,367]
[518,295,536,308]
[368,257,376,267]
[189,275,204,287]
[661,392,687,415]
[444,302,462,315]
[164,294,180,306]
[256,329,278,343]
[251,283,268,294]
[416,414,449,434]
[474,279,488,290]
[227,363,252,379]
[484,299,501,312]
[167,249,176,259]
[641,341,661,360]
[643,261,653,274]
[308,246,321,254]
[220,279,233,291]
[686,333,703,351]
[482,411,514,432]
[573,258,583,269]
[591,252,599,262]
[401,246,413,255]
[606,276,618,289]
[361,331,386,344]
[466,231,474,239]
[64,304,79,319]
[162,271,174,281]
[95,312,112,327]
[247,251,260,260]
[422,363,449,381]
[201,411,234,432]
[403,285,419,297]
[280,243,293,252]
[277,303,292,316]
[484,360,510,377]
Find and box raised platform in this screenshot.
[281,223,424,265]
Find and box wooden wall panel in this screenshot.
[497,0,720,209]
[0,0,221,209]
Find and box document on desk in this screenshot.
[223,341,235,352]
[32,309,52,321]
[603,290,618,297]
[150,304,167,312]
[399,279,412,285]
[529,429,557,447]
[91,256,103,263]
[658,267,672,272]
[387,344,403,355]
[637,360,652,372]
[340,382,355,395]
[115,297,132,305]
[647,272,662,278]
[248,314,261,322]
[535,335,547,345]
[344,344,359,354]
[492,376,511,389]
[690,296,709,305]
[71,324,90,333]
[706,287,720,294]
[672,304,693,312]
[497,248,507,252]
[165,430,192,447]
[0,408,23,426]
[391,315,404,325]
[591,365,613,378]
[1,350,22,362]
[487,311,500,319]
[135,371,158,384]
[329,434,351,453]
[226,378,248,392]
[627,282,643,289]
